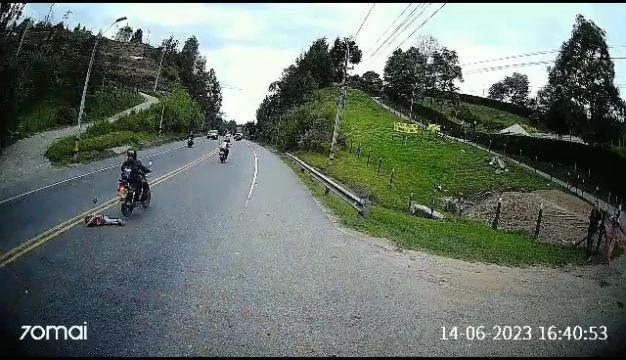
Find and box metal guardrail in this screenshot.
[286,153,369,218]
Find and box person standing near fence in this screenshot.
[602,213,625,265]
[586,201,603,262]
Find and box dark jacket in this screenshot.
[121,159,151,182]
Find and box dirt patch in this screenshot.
[465,189,594,246]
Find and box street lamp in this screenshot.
[74,16,127,159]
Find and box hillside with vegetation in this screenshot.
[246,12,626,266]
[0,3,225,154]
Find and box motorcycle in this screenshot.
[219,148,227,163]
[187,137,194,148]
[117,161,152,217]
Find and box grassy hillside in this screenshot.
[291,87,582,267]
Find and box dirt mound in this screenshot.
[465,190,593,245]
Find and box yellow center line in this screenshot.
[0,148,219,269]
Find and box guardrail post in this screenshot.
[325,186,330,195]
[534,202,543,239]
[388,168,394,188]
[582,179,585,197]
[492,197,502,230]
[377,156,383,175]
[366,146,371,166]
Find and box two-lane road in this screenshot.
[1,140,625,356]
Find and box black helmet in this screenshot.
[126,149,137,160]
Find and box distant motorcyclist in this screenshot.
[219,138,231,160]
[121,149,151,201]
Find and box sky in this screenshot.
[23,3,626,124]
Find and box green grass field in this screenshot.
[289,87,583,267]
[423,98,538,133]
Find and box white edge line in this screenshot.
[245,141,258,208]
[0,139,212,206]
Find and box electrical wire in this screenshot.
[354,3,376,39]
[365,3,414,54]
[380,3,447,61]
[368,3,425,61]
[371,3,433,62]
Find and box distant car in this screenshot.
[207,130,219,140]
[234,132,243,141]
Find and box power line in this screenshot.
[462,45,626,67]
[368,3,424,61]
[464,57,626,75]
[381,3,447,62]
[354,3,376,39]
[371,3,433,63]
[365,3,413,55]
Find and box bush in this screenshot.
[55,106,77,126]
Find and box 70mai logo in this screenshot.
[20,323,87,341]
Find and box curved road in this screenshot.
[0,139,625,356]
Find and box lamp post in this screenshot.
[74,16,127,160]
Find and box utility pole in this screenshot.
[328,37,351,165]
[154,46,166,92]
[15,18,30,58]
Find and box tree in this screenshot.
[226,119,237,134]
[114,25,133,42]
[429,47,463,109]
[383,37,463,111]
[329,37,362,83]
[360,71,383,96]
[0,3,25,35]
[129,28,142,43]
[203,68,222,130]
[487,72,529,106]
[536,14,625,143]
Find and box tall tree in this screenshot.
[360,71,383,96]
[488,72,529,106]
[329,37,362,83]
[537,14,625,143]
[114,25,133,42]
[0,3,25,35]
[129,28,143,43]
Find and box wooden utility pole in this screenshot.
[328,37,351,165]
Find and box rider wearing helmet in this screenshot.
[121,149,151,201]
[219,138,231,159]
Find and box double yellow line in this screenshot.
[0,148,218,269]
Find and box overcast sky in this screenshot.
[24,3,626,124]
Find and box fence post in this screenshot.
[367,147,371,166]
[582,179,585,197]
[608,191,611,208]
[356,144,362,159]
[596,186,599,203]
[408,192,413,212]
[349,141,353,154]
[388,168,395,188]
[534,202,543,239]
[377,156,383,175]
[488,140,492,153]
[492,197,502,230]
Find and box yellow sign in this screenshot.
[394,122,420,134]
[427,124,441,133]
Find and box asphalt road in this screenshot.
[0,139,625,356]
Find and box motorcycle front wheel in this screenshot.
[121,199,134,217]
[141,189,152,208]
